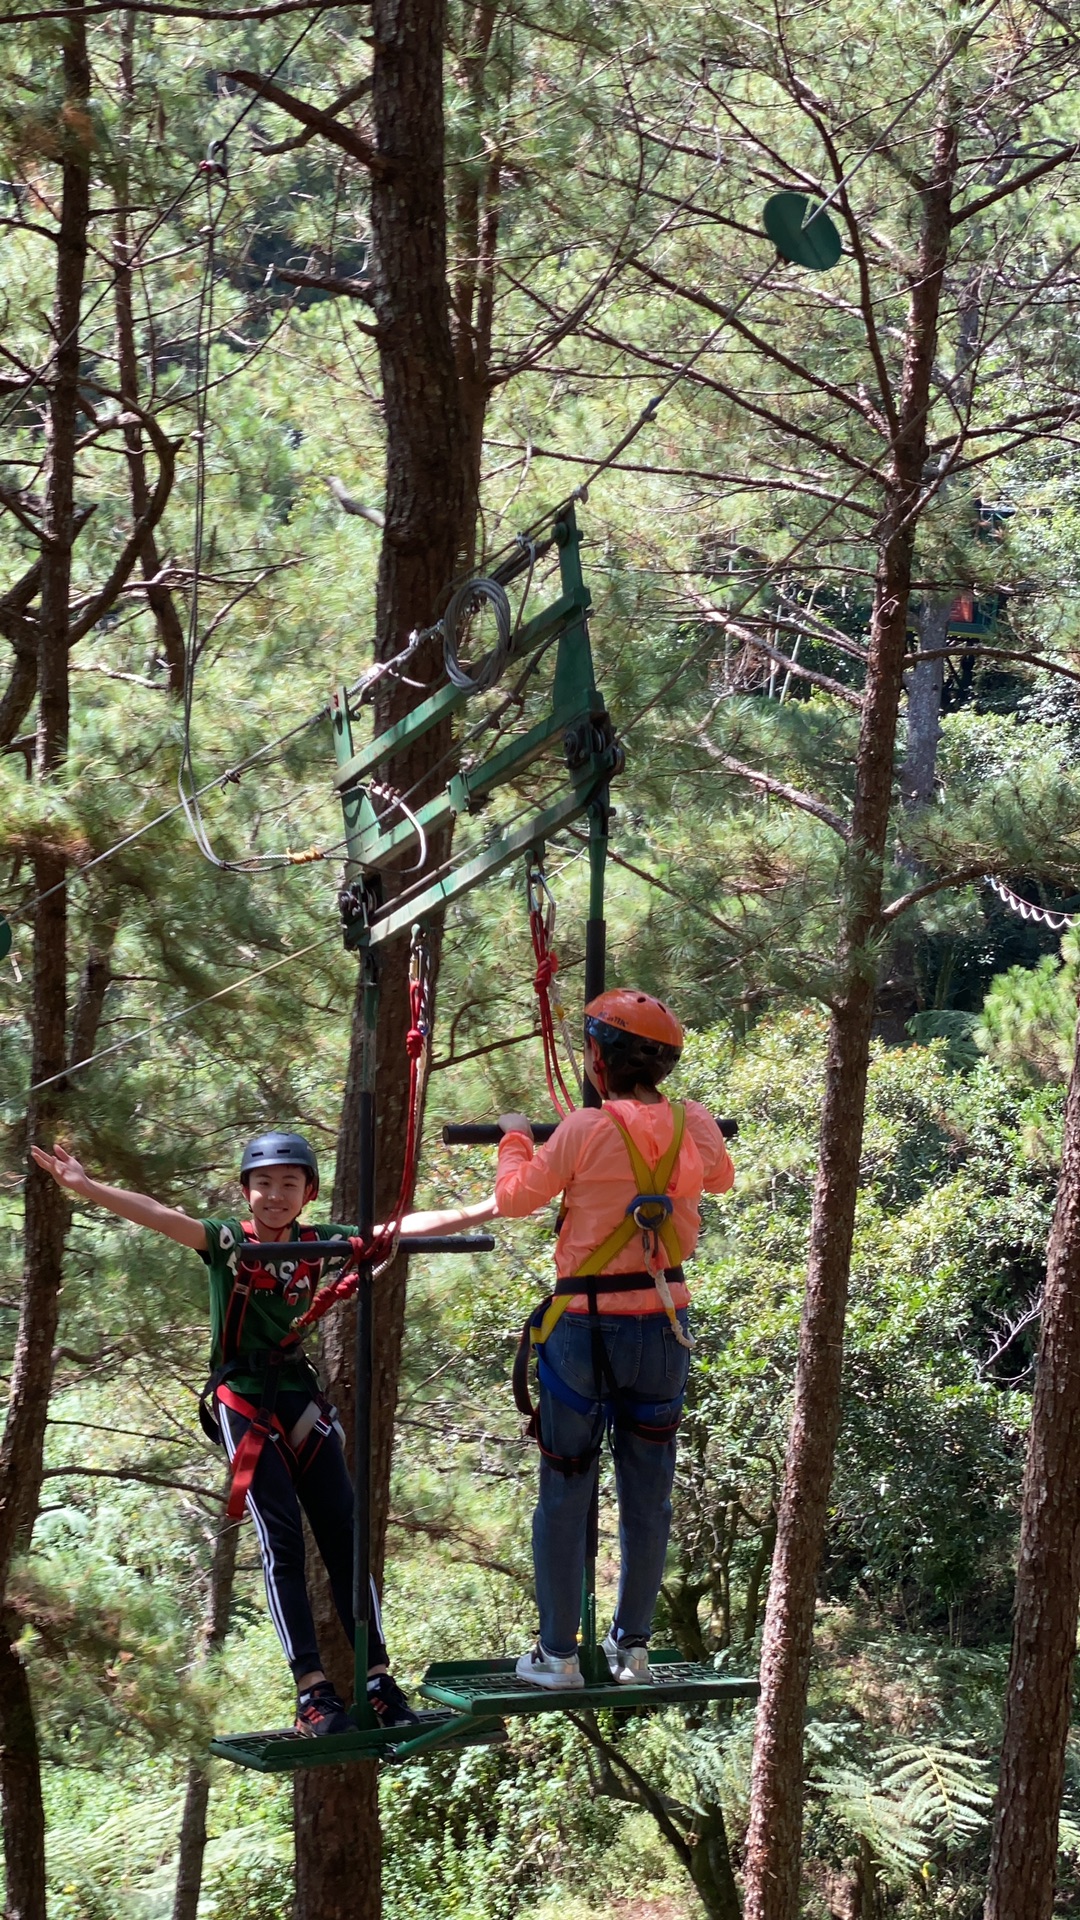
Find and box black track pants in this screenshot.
[219,1390,388,1683]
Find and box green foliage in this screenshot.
[7,0,1080,1914]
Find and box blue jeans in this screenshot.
[532,1309,691,1657]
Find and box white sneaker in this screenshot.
[515,1643,585,1690]
[602,1632,650,1684]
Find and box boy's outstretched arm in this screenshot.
[31,1145,208,1250]
[393,1195,498,1237]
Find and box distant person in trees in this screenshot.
[31,1129,437,1739]
[425,991,735,1690]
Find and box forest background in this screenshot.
[4,0,1080,1916]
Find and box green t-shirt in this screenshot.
[200,1217,353,1397]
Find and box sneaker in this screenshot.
[515,1642,585,1690]
[602,1632,650,1684]
[295,1681,351,1737]
[367,1671,420,1726]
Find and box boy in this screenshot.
[32,1129,421,1738]
[420,990,734,1689]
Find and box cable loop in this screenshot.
[368,781,429,874]
[442,576,513,694]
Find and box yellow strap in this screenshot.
[531,1105,688,1347]
[576,1103,687,1277]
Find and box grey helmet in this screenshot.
[239,1131,319,1198]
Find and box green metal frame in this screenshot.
[331,506,621,951]
[420,1656,758,1719]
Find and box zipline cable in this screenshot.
[28,931,341,1094]
[3,630,437,932]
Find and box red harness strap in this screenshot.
[214,1223,323,1518]
[216,1382,297,1518]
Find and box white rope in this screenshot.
[985,874,1080,931]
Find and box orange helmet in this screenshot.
[584,989,683,1057]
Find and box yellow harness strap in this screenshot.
[534,1103,687,1348]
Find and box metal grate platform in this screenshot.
[420,1652,759,1718]
[210,1708,505,1772]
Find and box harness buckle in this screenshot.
[628,1192,674,1232]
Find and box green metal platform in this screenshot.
[420,1652,759,1719]
[209,1707,505,1772]
[209,1655,758,1771]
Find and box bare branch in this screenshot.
[881,866,988,923]
[567,1712,693,1868]
[68,395,178,643]
[41,1464,223,1502]
[256,73,373,154]
[273,265,374,301]
[953,143,1080,226]
[698,738,850,840]
[224,69,386,175]
[902,643,1080,687]
[327,477,385,527]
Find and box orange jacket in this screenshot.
[495,1097,734,1315]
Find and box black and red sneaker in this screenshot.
[295,1681,351,1738]
[367,1672,420,1727]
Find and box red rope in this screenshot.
[290,932,432,1334]
[529,880,577,1119]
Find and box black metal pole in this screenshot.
[583,798,607,1112]
[353,954,378,1718]
[581,799,607,1676]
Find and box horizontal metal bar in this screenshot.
[333,591,585,792]
[443,1123,559,1146]
[236,1234,495,1261]
[442,1118,739,1146]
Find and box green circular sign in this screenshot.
[763,192,842,272]
[0,915,10,963]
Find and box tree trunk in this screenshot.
[292,0,473,1910]
[742,116,959,1920]
[0,12,90,1914]
[0,1619,46,1920]
[690,1801,743,1920]
[900,600,949,810]
[984,1021,1080,1920]
[171,1507,239,1920]
[114,7,186,694]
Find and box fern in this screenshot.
[813,1739,994,1885]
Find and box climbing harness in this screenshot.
[198,1220,338,1519]
[511,1100,694,1476]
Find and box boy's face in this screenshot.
[243,1163,315,1230]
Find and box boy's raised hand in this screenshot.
[31,1143,93,1195]
[498,1113,534,1140]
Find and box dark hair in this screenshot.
[594,1038,678,1098]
